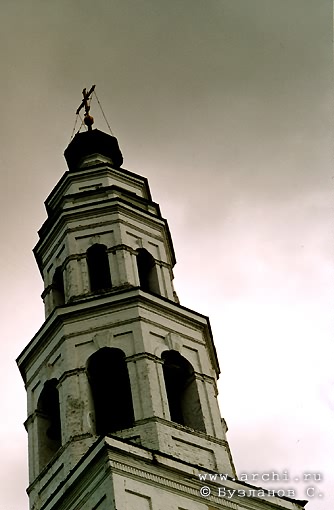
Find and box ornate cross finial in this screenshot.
[76,85,96,131]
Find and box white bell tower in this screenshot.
[17,92,307,510]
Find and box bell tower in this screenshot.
[17,92,306,510]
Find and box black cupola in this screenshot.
[64,129,123,171]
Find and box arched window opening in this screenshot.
[87,244,112,292]
[162,350,206,433]
[37,379,61,470]
[136,248,160,294]
[87,348,134,435]
[52,267,65,307]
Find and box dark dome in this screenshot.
[64,129,123,171]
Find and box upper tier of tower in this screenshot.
[34,129,177,317]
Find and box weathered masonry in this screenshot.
[17,115,307,510]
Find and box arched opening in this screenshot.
[37,379,62,470]
[136,248,159,294]
[162,350,206,433]
[52,267,65,306]
[87,244,112,292]
[87,348,134,434]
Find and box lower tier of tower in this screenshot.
[27,435,306,510]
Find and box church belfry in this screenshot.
[17,91,306,510]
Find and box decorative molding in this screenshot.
[55,243,66,261]
[40,361,57,381]
[74,339,93,348]
[124,416,230,448]
[126,230,143,247]
[109,460,238,509]
[58,367,86,384]
[165,332,183,352]
[89,234,101,246]
[75,227,115,242]
[92,494,107,510]
[31,380,41,393]
[93,330,113,349]
[172,436,217,471]
[125,489,152,510]
[38,463,64,496]
[126,352,161,363]
[49,353,61,367]
[113,329,133,338]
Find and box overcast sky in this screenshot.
[0,1,332,509]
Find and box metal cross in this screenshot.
[76,85,96,131]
